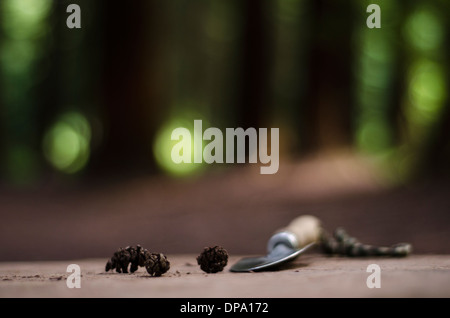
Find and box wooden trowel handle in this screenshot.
[284,215,322,247]
[268,215,322,252]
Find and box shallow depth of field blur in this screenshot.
[0,0,449,261]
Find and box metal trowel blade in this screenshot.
[230,242,315,272]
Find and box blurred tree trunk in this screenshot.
[301,0,354,153]
[235,0,273,129]
[91,0,166,177]
[423,105,450,178]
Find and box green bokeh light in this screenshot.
[43,112,91,174]
[406,58,447,141]
[357,120,391,154]
[1,0,52,40]
[153,115,207,177]
[353,16,395,155]
[404,7,444,53]
[409,59,446,115]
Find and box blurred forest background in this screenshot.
[0,0,449,261]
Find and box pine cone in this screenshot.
[144,253,171,277]
[105,247,132,273]
[197,246,228,273]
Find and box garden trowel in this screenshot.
[230,215,322,272]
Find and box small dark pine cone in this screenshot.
[197,246,228,273]
[105,247,132,273]
[144,253,171,277]
[129,245,152,273]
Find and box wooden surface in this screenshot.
[1,254,449,298]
